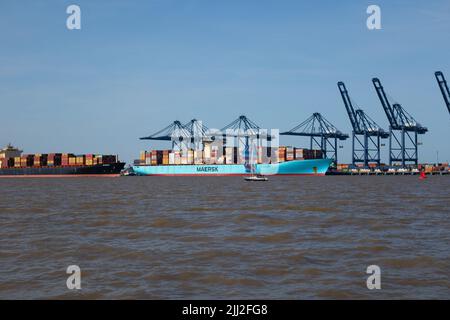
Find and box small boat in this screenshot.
[120,167,136,176]
[245,175,268,181]
[243,140,268,181]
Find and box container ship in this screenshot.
[132,146,332,176]
[0,144,125,177]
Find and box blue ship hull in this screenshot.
[132,159,332,176]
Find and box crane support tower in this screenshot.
[338,81,389,166]
[372,78,428,167]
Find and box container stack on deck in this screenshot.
[331,162,450,175]
[0,158,14,168]
[137,146,324,166]
[277,147,286,162]
[85,154,94,166]
[47,154,62,166]
[0,153,118,169]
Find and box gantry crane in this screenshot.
[139,120,192,149]
[281,113,349,164]
[372,78,428,167]
[181,119,210,149]
[220,115,264,162]
[435,71,450,115]
[338,81,389,166]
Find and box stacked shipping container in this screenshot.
[47,154,62,166]
[1,153,117,169]
[138,146,324,166]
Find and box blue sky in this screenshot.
[0,0,449,163]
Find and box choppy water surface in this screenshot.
[1,176,449,299]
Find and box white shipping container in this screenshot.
[295,148,304,159]
[225,147,234,164]
[204,144,211,158]
[186,150,194,164]
[203,150,211,164]
[225,147,234,155]
[194,150,203,164]
[169,153,175,165]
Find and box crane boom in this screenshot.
[372,78,399,128]
[337,82,360,132]
[281,113,348,164]
[435,71,450,114]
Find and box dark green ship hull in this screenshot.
[0,162,125,176]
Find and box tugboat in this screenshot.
[120,166,136,176]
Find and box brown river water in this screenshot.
[0,176,449,299]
